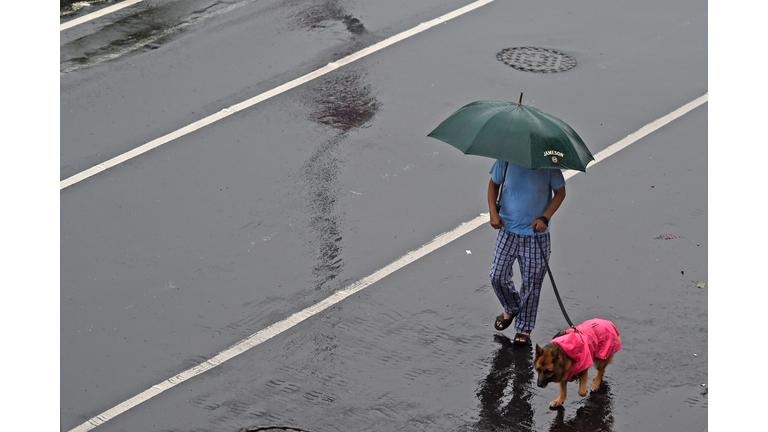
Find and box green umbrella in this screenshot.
[427,97,594,172]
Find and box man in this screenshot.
[487,160,566,345]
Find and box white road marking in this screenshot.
[60,0,144,31]
[59,0,497,190]
[68,93,707,432]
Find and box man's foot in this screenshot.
[513,332,530,345]
[494,313,516,331]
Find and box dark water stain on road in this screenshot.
[290,0,366,35]
[300,68,380,290]
[304,68,379,131]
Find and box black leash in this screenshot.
[534,231,576,329]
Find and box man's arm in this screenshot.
[488,179,504,229]
[532,186,566,233]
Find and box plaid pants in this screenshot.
[490,229,551,334]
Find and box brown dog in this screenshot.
[533,318,622,408]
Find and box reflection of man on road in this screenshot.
[475,335,535,431]
[487,160,566,345]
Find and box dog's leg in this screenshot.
[590,365,605,391]
[550,381,568,407]
[591,354,614,391]
[578,370,589,397]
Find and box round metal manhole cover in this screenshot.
[497,47,576,73]
[240,427,312,432]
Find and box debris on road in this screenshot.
[655,234,684,240]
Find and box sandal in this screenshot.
[494,313,515,331]
[513,333,531,345]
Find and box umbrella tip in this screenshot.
[518,92,523,106]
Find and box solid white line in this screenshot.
[68,92,707,432]
[60,0,144,31]
[60,0,496,190]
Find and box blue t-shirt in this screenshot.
[491,160,566,235]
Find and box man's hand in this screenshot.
[490,212,505,230]
[531,218,548,233]
[531,186,565,234]
[488,179,505,230]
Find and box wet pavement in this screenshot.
[61,0,707,431]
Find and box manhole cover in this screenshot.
[240,427,312,432]
[497,47,576,73]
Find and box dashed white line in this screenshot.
[59,0,497,190]
[68,93,707,432]
[60,0,144,32]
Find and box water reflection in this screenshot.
[300,68,379,290]
[547,382,615,432]
[474,334,536,431]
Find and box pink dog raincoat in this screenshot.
[551,318,622,382]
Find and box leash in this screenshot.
[534,231,576,329]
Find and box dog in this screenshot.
[533,318,621,408]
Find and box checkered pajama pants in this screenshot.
[490,229,551,334]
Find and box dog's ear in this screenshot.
[535,344,543,357]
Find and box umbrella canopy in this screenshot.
[427,100,594,172]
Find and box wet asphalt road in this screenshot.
[61,1,707,431]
